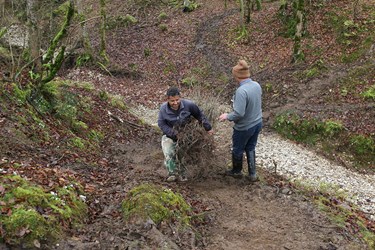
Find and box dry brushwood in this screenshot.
[175,121,217,179]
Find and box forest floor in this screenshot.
[0,0,374,249]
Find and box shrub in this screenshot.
[69,137,85,149]
[99,90,109,101]
[273,112,323,144]
[144,48,151,57]
[106,14,137,29]
[88,129,104,143]
[361,85,375,100]
[159,23,168,32]
[71,120,88,133]
[158,12,168,21]
[12,84,31,105]
[182,76,198,87]
[322,120,344,137]
[350,135,374,155]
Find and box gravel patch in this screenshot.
[257,132,375,221]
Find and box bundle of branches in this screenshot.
[175,121,216,180]
[174,87,222,180]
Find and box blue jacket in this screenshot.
[158,99,212,141]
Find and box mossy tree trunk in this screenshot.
[245,0,261,24]
[99,0,109,65]
[292,0,305,63]
[40,0,74,85]
[26,0,41,72]
[246,0,251,23]
[76,0,93,58]
[239,0,245,25]
[352,0,361,21]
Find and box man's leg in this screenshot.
[226,129,247,177]
[244,122,262,181]
[161,135,177,181]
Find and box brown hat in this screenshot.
[232,60,250,79]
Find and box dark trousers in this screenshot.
[231,122,262,174]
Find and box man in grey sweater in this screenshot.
[219,60,262,181]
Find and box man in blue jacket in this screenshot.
[158,87,213,182]
[219,60,263,182]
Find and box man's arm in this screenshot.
[189,102,212,131]
[158,106,177,140]
[227,89,246,122]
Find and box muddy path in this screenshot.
[50,115,367,250]
[193,179,351,250]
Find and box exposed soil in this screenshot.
[1,0,374,249]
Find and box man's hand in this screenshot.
[218,113,228,122]
[207,129,214,135]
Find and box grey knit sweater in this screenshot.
[227,78,262,131]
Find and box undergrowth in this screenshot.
[273,111,375,171]
[0,80,128,153]
[291,179,375,248]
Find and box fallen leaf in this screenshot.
[34,239,41,248]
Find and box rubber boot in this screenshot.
[225,154,243,178]
[246,151,258,182]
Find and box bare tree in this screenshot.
[352,0,361,21]
[26,0,41,71]
[99,0,109,64]
[75,0,94,59]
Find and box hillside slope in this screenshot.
[0,0,374,249]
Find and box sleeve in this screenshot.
[227,89,246,122]
[190,102,212,131]
[157,106,177,141]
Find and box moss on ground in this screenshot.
[122,183,191,225]
[0,174,87,248]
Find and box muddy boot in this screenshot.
[225,154,243,178]
[246,150,258,182]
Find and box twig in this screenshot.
[50,154,65,166]
[311,222,340,229]
[107,110,143,128]
[273,185,280,195]
[273,159,277,174]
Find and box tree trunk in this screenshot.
[0,0,5,17]
[41,0,74,84]
[292,0,305,63]
[239,0,245,25]
[99,0,109,64]
[353,0,361,21]
[76,0,93,57]
[26,0,41,72]
[246,0,251,24]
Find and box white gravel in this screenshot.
[131,104,375,221]
[257,132,375,221]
